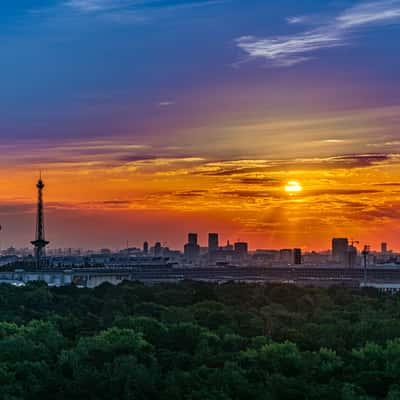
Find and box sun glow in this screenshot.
[285,181,303,193]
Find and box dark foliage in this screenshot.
[1,281,400,399]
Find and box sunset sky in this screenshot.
[1,0,400,251]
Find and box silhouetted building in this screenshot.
[347,245,358,268]
[31,174,49,267]
[234,242,248,259]
[252,250,280,265]
[332,238,349,264]
[294,248,302,265]
[381,242,388,253]
[188,233,198,246]
[224,240,234,251]
[3,247,17,256]
[184,233,200,262]
[208,233,219,252]
[154,242,162,256]
[280,249,293,264]
[302,251,330,265]
[143,241,149,255]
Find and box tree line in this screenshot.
[1,281,400,399]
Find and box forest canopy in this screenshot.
[1,281,400,399]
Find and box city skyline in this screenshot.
[1,1,400,249]
[1,175,397,255]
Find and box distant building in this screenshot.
[302,251,330,265]
[184,233,200,262]
[154,242,162,256]
[3,247,17,256]
[294,248,302,265]
[381,242,388,253]
[280,249,293,264]
[332,238,349,264]
[188,233,198,246]
[100,248,111,254]
[143,241,149,255]
[252,250,280,265]
[234,242,248,259]
[209,248,235,264]
[208,233,219,252]
[224,241,234,251]
[346,245,358,268]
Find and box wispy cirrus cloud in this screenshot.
[285,16,308,25]
[64,0,115,12]
[32,0,225,24]
[337,0,400,28]
[236,0,400,67]
[63,0,225,15]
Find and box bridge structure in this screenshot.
[2,266,400,289]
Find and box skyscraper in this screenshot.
[294,248,302,265]
[208,233,219,252]
[154,242,162,256]
[188,233,198,246]
[332,238,349,265]
[381,242,388,253]
[184,233,200,262]
[346,245,358,268]
[31,175,49,268]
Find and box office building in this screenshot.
[234,242,248,259]
[184,233,200,262]
[188,233,198,246]
[208,233,219,252]
[332,238,349,264]
[154,242,162,256]
[294,248,302,265]
[280,249,293,264]
[347,245,358,268]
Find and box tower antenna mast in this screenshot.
[31,174,49,268]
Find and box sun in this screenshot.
[285,181,303,193]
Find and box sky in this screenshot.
[1,0,400,251]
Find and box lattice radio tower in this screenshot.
[31,173,49,268]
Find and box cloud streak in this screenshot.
[63,0,225,16]
[64,0,115,12]
[236,0,400,67]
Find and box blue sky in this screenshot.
[0,0,399,143]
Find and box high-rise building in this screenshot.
[188,233,198,246]
[184,233,200,262]
[381,242,388,253]
[208,233,219,252]
[346,245,358,268]
[143,241,149,255]
[234,242,248,259]
[31,174,49,268]
[294,248,302,265]
[332,238,349,264]
[154,242,162,256]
